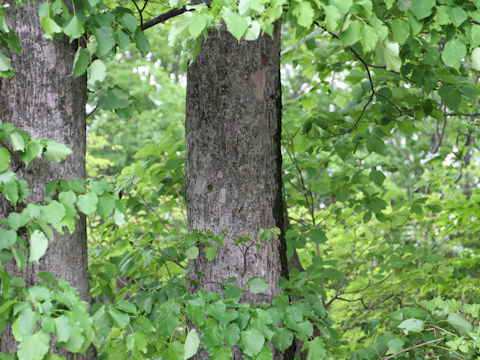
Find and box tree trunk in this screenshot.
[185,24,291,359]
[0,2,93,358]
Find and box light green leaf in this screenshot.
[222,9,248,41]
[340,20,361,46]
[383,41,401,72]
[247,277,269,294]
[185,246,199,259]
[292,1,314,28]
[442,38,466,69]
[387,338,405,353]
[184,329,200,359]
[189,12,208,38]
[225,323,240,346]
[55,315,72,343]
[88,60,106,83]
[10,132,24,152]
[109,306,130,328]
[63,15,84,40]
[398,318,424,334]
[29,230,48,262]
[73,48,90,77]
[472,47,480,71]
[447,313,472,334]
[95,27,115,58]
[305,337,327,360]
[325,5,341,32]
[76,191,98,215]
[245,20,261,41]
[41,17,62,39]
[96,193,115,219]
[361,24,378,53]
[391,19,410,44]
[120,13,138,34]
[271,327,293,352]
[205,246,217,260]
[471,24,480,47]
[239,329,264,357]
[17,330,49,360]
[0,52,12,72]
[0,148,10,173]
[44,141,72,162]
[449,7,468,27]
[410,0,434,19]
[256,345,273,360]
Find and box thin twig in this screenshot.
[382,337,445,359]
[141,6,189,31]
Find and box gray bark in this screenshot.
[0,2,93,358]
[185,24,291,359]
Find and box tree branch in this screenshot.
[141,6,189,31]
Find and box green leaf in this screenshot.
[44,141,72,162]
[369,169,386,186]
[361,24,378,53]
[205,246,217,260]
[12,246,26,270]
[95,27,115,58]
[189,12,208,38]
[391,20,410,46]
[135,30,150,57]
[449,7,468,27]
[0,148,10,172]
[305,337,327,360]
[184,329,200,359]
[340,20,361,47]
[382,41,401,72]
[222,9,248,41]
[97,193,115,219]
[271,327,293,352]
[55,315,72,343]
[10,132,25,152]
[185,246,199,259]
[438,86,461,110]
[73,48,90,77]
[442,38,466,70]
[0,52,12,72]
[247,277,269,294]
[292,1,314,28]
[387,337,405,353]
[256,345,273,360]
[116,300,137,314]
[109,306,130,328]
[398,318,424,334]
[225,323,240,346]
[13,308,38,341]
[410,0,434,19]
[472,47,480,71]
[119,13,138,34]
[41,17,62,39]
[239,329,265,357]
[324,5,341,32]
[88,60,106,83]
[77,191,98,215]
[17,330,49,360]
[63,15,84,40]
[447,313,472,334]
[211,347,232,360]
[29,230,49,263]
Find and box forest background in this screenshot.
[1,0,480,359]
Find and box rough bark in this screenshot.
[185,24,291,359]
[0,2,93,358]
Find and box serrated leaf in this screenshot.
[95,27,115,58]
[17,330,49,360]
[88,60,106,83]
[0,148,10,172]
[410,0,434,20]
[30,230,48,263]
[184,329,200,359]
[63,15,84,40]
[398,318,424,334]
[222,9,248,41]
[44,141,72,162]
[447,313,472,334]
[73,48,90,77]
[189,12,208,38]
[441,38,466,70]
[247,277,269,294]
[77,191,98,215]
[239,329,264,357]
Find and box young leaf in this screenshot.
[44,141,72,162]
[247,277,269,294]
[30,230,49,262]
[184,329,200,359]
[88,60,106,83]
[73,48,90,78]
[63,15,84,40]
[239,329,264,357]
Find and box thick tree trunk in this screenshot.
[185,24,291,359]
[0,2,93,358]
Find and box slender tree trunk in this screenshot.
[185,24,291,359]
[0,2,93,358]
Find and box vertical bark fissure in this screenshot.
[0,2,93,359]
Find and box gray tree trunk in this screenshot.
[185,24,291,359]
[0,2,93,358]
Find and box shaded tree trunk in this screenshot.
[0,2,93,358]
[185,24,291,359]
